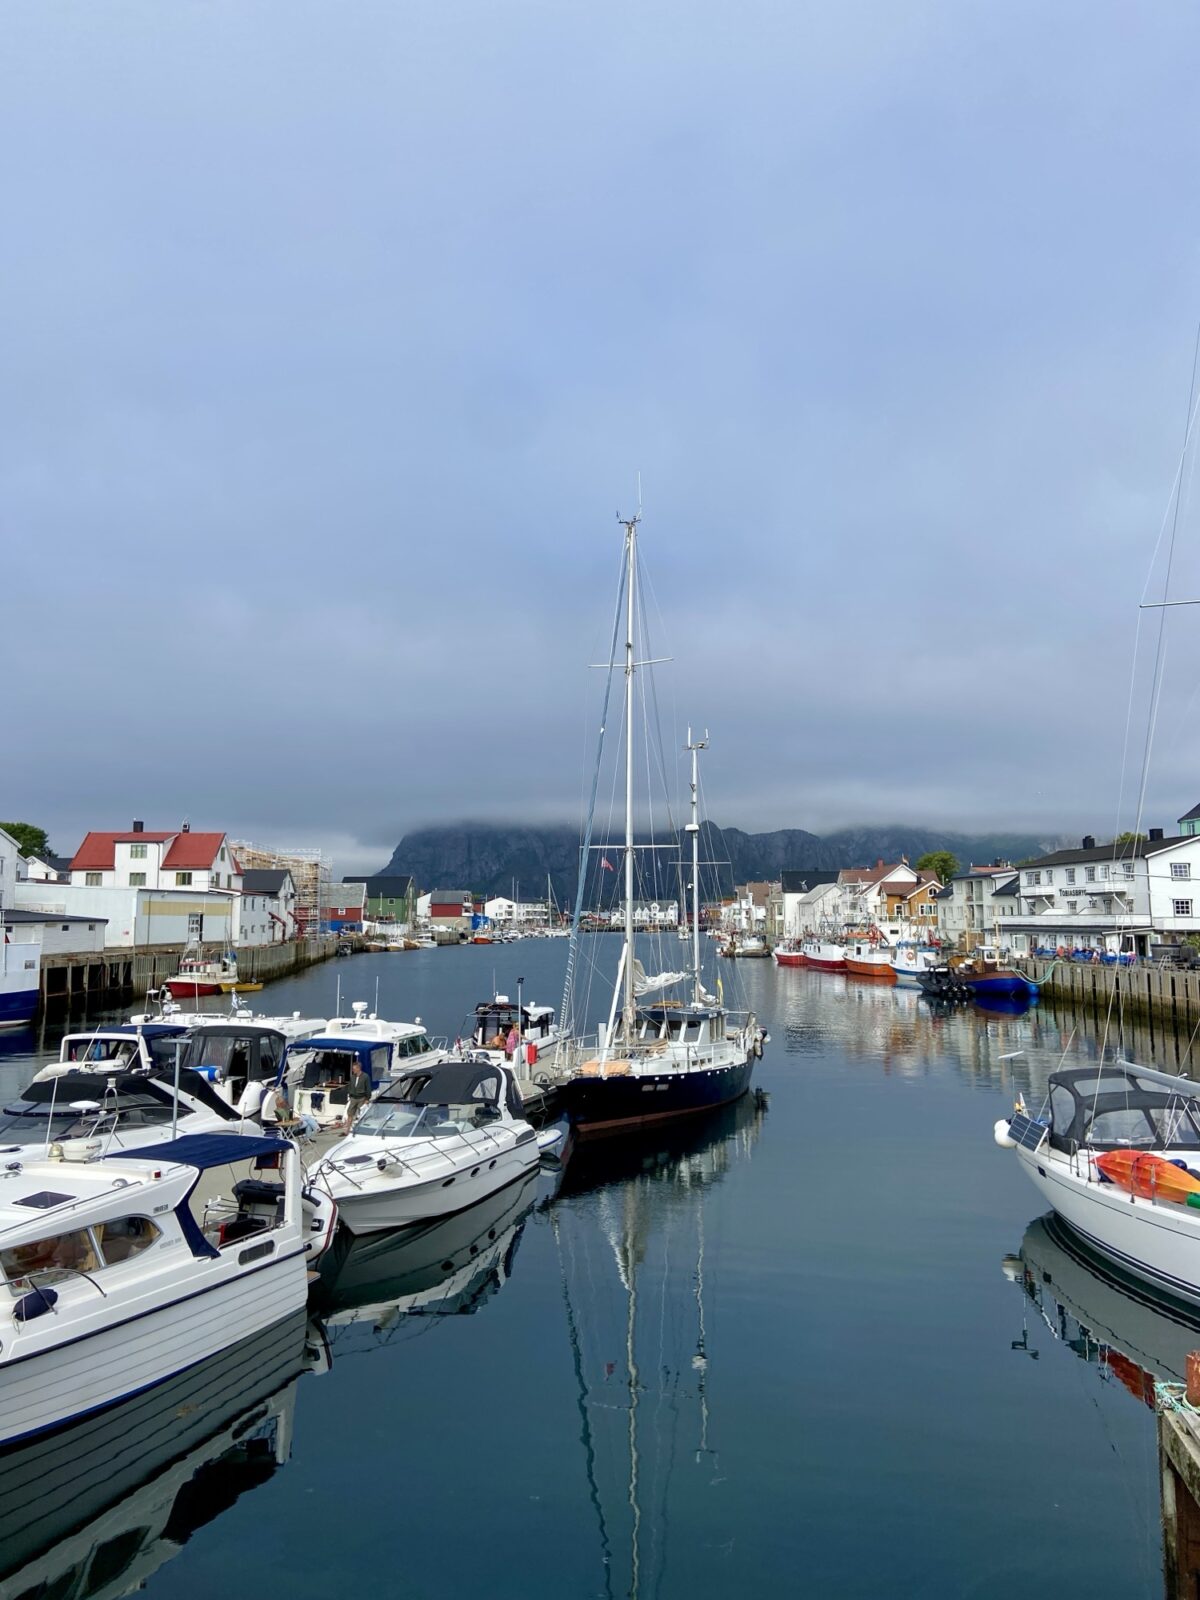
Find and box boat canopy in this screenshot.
[386,1061,521,1119]
[1047,1066,1200,1154]
[108,1132,290,1170]
[284,1037,392,1087]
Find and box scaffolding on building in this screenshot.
[231,843,332,936]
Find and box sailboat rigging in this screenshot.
[558,512,765,1139]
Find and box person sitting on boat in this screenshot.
[504,1025,520,1060]
[261,1082,317,1137]
[486,1026,507,1050]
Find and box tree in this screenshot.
[1114,831,1146,846]
[916,850,959,885]
[0,821,50,858]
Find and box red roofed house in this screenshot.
[15,820,249,950]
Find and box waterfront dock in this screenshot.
[37,934,341,1016]
[1018,956,1200,1035]
[1160,1383,1200,1597]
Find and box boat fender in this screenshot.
[993,1119,1018,1150]
[13,1286,58,1322]
[754,1034,764,1059]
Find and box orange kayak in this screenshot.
[1096,1150,1200,1204]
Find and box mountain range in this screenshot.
[378,822,1056,904]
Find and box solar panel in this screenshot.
[1008,1113,1048,1153]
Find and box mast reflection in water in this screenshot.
[550,1091,767,1600]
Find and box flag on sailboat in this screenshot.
[600,856,615,871]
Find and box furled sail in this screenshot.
[631,957,689,997]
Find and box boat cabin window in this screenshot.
[2,1228,99,1288]
[394,1033,433,1059]
[95,1216,161,1264]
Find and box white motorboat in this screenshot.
[462,994,564,1072]
[0,1132,310,1445]
[0,1309,313,1596]
[173,1016,327,1114]
[281,1033,398,1130]
[310,1058,540,1234]
[323,1001,446,1071]
[996,1061,1200,1306]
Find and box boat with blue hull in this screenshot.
[0,941,40,1030]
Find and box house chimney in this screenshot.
[181,820,191,833]
[1149,827,1164,842]
[132,819,144,833]
[876,859,884,869]
[1082,835,1095,850]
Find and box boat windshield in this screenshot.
[0,1102,99,1143]
[351,1099,476,1139]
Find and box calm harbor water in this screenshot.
[0,942,1184,1598]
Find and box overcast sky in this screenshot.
[6,1,1200,873]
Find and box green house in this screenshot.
[342,874,415,923]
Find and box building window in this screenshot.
[1174,900,1193,918]
[1027,871,1041,887]
[1068,901,1078,913]
[187,913,202,939]
[130,843,147,860]
[1099,865,1108,879]
[1065,869,1076,885]
[88,923,95,930]
[1122,862,1135,879]
[129,872,146,886]
[61,924,69,932]
[85,872,102,887]
[1085,867,1096,882]
[175,872,192,886]
[1045,870,1054,885]
[1172,862,1192,880]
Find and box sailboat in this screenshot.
[558,515,764,1140]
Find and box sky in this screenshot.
[6,1,1200,873]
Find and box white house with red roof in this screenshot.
[15,820,253,950]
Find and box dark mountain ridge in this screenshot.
[378,821,1055,904]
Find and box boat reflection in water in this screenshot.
[1005,1212,1200,1403]
[311,1168,541,1347]
[550,1090,766,1600]
[0,1309,316,1599]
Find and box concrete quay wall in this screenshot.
[39,936,340,1016]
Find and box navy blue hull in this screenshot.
[964,973,1039,998]
[564,1054,756,1140]
[0,986,38,1029]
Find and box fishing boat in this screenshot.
[800,936,846,972]
[163,949,241,998]
[955,949,1038,999]
[889,944,938,987]
[0,940,40,1030]
[995,1062,1200,1306]
[309,1058,540,1234]
[844,936,895,982]
[556,522,764,1138]
[772,940,806,968]
[0,1132,310,1445]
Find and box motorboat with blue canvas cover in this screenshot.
[0,1132,310,1445]
[310,1058,539,1233]
[282,1035,395,1131]
[322,1001,447,1073]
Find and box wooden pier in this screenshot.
[1017,957,1200,1035]
[37,935,339,1018]
[1160,1389,1200,1596]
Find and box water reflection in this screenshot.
[1007,1212,1200,1401]
[0,1309,314,1599]
[549,1091,766,1600]
[312,1169,541,1349]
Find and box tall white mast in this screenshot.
[686,727,708,1006]
[621,513,639,1040]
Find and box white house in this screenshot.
[69,822,241,893]
[1,909,107,956]
[607,900,679,929]
[780,871,841,937]
[19,852,72,883]
[238,869,297,946]
[15,881,236,950]
[0,827,20,913]
[1002,826,1200,956]
[936,866,1021,951]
